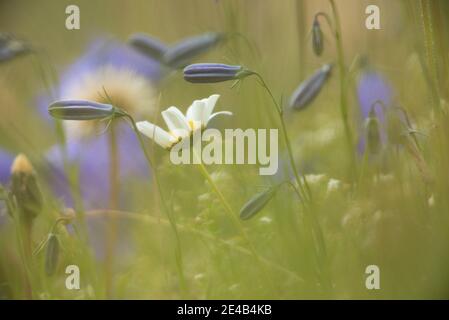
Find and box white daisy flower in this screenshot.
[137,94,232,150]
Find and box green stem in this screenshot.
[192,152,278,292]
[125,114,187,295]
[104,125,120,297]
[329,0,355,178]
[251,72,310,202]
[418,0,442,111]
[10,207,34,299]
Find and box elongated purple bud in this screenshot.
[365,108,382,155]
[48,100,126,120]
[312,18,324,56]
[289,64,333,111]
[0,33,30,63]
[184,63,249,83]
[164,32,223,68]
[127,33,168,62]
[10,154,42,222]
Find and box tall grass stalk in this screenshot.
[123,114,188,295]
[418,0,441,111]
[328,0,355,179]
[248,72,331,289]
[295,0,307,80]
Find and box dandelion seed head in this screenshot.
[373,174,394,184]
[302,173,326,185]
[194,273,205,281]
[61,64,157,138]
[428,195,435,207]
[259,216,272,224]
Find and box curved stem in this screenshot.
[124,114,187,295]
[250,72,310,202]
[314,12,335,33]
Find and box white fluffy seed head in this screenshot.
[60,65,157,138]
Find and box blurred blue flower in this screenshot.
[0,149,13,185]
[43,38,162,210]
[164,32,223,68]
[46,124,149,210]
[356,69,392,154]
[0,149,14,227]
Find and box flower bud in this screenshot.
[0,33,30,63]
[365,109,382,155]
[289,64,332,111]
[240,186,279,220]
[184,63,248,83]
[10,154,42,222]
[312,18,324,56]
[164,32,223,68]
[128,33,168,62]
[48,100,126,120]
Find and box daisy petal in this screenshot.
[202,94,220,124]
[186,100,204,122]
[208,111,233,124]
[136,121,177,149]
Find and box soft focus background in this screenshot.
[1,0,449,299]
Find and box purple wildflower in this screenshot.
[163,32,223,68]
[0,33,30,63]
[356,69,393,154]
[43,38,162,210]
[46,125,149,210]
[289,64,333,111]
